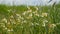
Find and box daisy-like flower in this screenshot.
[27,9,32,13]
[49,24,56,29]
[33,11,38,15]
[41,13,48,17]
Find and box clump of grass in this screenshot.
[0,3,60,34]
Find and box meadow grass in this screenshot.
[0,4,60,34]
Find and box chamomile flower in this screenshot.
[41,13,48,17]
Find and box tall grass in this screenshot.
[0,3,60,34]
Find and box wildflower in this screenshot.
[12,21,16,24]
[29,13,32,17]
[7,22,10,25]
[42,23,45,27]
[27,9,32,13]
[10,29,13,31]
[10,15,14,18]
[7,29,11,32]
[49,24,56,29]
[35,23,39,25]
[3,25,5,27]
[35,7,38,11]
[22,11,26,15]
[33,12,36,14]
[19,16,22,18]
[31,23,34,26]
[17,18,20,22]
[41,13,48,17]
[56,23,60,25]
[43,20,48,23]
[21,21,26,24]
[33,11,37,14]
[23,20,27,23]
[42,20,48,27]
[0,23,4,26]
[27,6,30,9]
[5,27,8,30]
[7,29,13,32]
[26,16,32,19]
[21,17,24,20]
[35,13,39,17]
[35,11,38,13]
[2,18,7,23]
[52,24,56,27]
[16,14,20,17]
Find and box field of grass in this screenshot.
[0,4,60,34]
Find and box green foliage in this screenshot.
[0,4,60,34]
